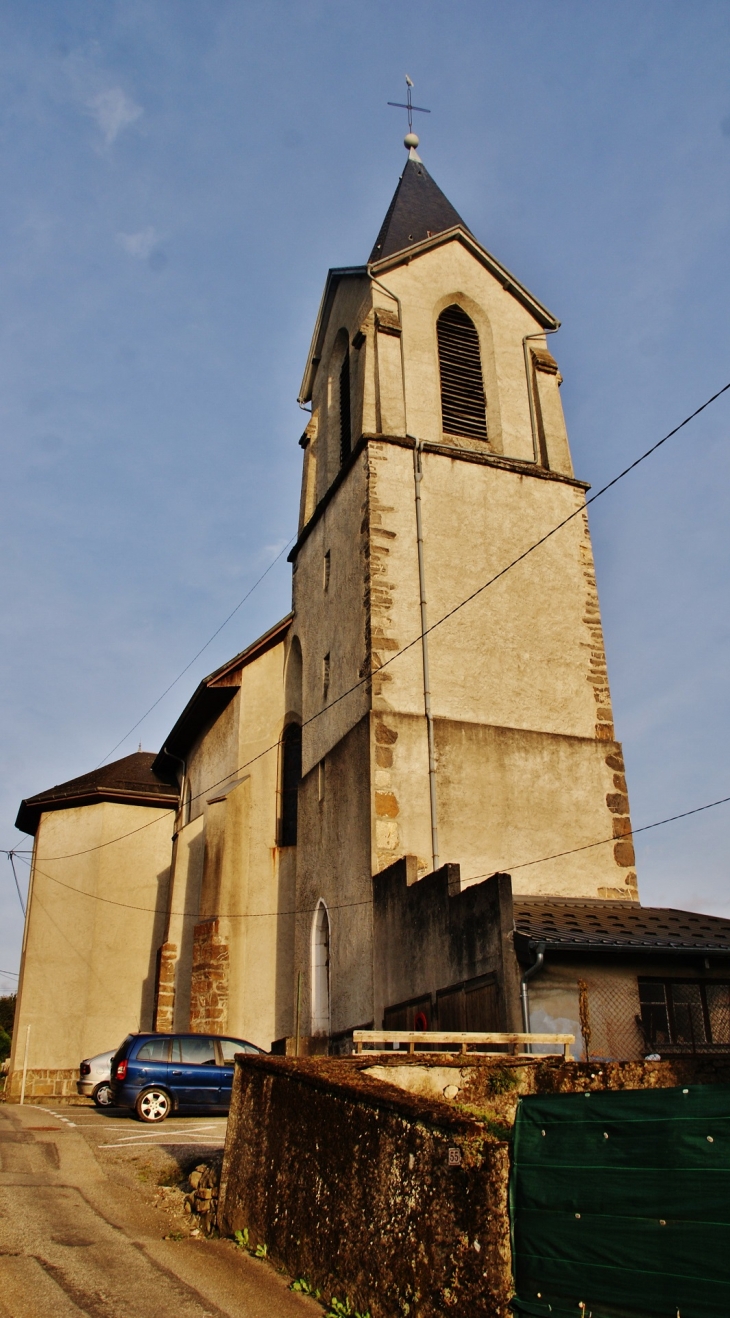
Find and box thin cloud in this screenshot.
[87,88,142,146]
[118,227,158,259]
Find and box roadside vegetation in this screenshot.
[0,994,16,1065]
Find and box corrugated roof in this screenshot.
[16,751,179,836]
[513,897,730,954]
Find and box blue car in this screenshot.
[110,1032,263,1122]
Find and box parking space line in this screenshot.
[98,1139,224,1148]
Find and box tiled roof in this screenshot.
[513,897,730,954]
[16,752,179,835]
[369,157,470,263]
[153,614,292,771]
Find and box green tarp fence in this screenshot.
[510,1084,730,1318]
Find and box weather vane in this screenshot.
[388,75,430,150]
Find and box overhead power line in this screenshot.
[95,534,296,768]
[463,792,730,885]
[10,790,730,921]
[6,851,26,915]
[27,378,730,865]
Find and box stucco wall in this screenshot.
[372,860,522,1034]
[163,636,294,1050]
[525,954,730,1064]
[8,799,174,1085]
[295,715,373,1038]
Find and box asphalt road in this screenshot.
[0,1102,320,1318]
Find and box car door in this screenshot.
[169,1036,220,1106]
[217,1038,261,1106]
[128,1036,171,1090]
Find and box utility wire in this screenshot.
[95,534,296,768]
[32,378,730,864]
[0,970,18,978]
[6,852,27,915]
[462,793,730,885]
[12,790,730,921]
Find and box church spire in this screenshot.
[368,153,471,264]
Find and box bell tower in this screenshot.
[288,134,637,1039]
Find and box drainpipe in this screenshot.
[412,437,440,872]
[161,745,186,950]
[520,941,547,1036]
[522,327,560,464]
[162,746,187,832]
[367,269,440,872]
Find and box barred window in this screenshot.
[638,978,730,1050]
[437,304,487,441]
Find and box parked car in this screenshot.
[110,1033,264,1122]
[78,1048,117,1106]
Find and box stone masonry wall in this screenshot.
[188,918,229,1034]
[219,1053,730,1318]
[219,1055,513,1318]
[153,941,177,1033]
[4,1067,79,1101]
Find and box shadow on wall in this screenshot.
[145,863,173,1030]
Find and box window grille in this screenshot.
[437,304,487,441]
[280,723,302,847]
[339,348,351,464]
[638,978,730,1052]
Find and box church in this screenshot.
[9,133,730,1098]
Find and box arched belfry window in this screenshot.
[436,304,488,441]
[280,722,302,847]
[339,344,351,465]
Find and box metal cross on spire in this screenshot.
[388,75,430,150]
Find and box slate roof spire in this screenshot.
[369,148,471,264]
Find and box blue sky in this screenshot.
[2,2,730,992]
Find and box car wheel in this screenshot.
[135,1088,171,1123]
[93,1082,113,1108]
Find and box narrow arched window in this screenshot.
[280,722,302,847]
[312,900,331,1037]
[437,304,487,441]
[339,346,351,465]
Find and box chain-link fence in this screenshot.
[578,975,645,1062]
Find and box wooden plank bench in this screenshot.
[352,1030,575,1059]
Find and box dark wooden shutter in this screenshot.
[339,348,351,464]
[280,723,302,846]
[437,304,488,441]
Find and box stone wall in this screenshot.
[219,1054,514,1318]
[188,918,229,1034]
[4,1067,79,1101]
[219,1052,730,1318]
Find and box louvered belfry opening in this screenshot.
[339,346,351,465]
[437,304,488,441]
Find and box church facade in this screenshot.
[10,142,730,1098]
